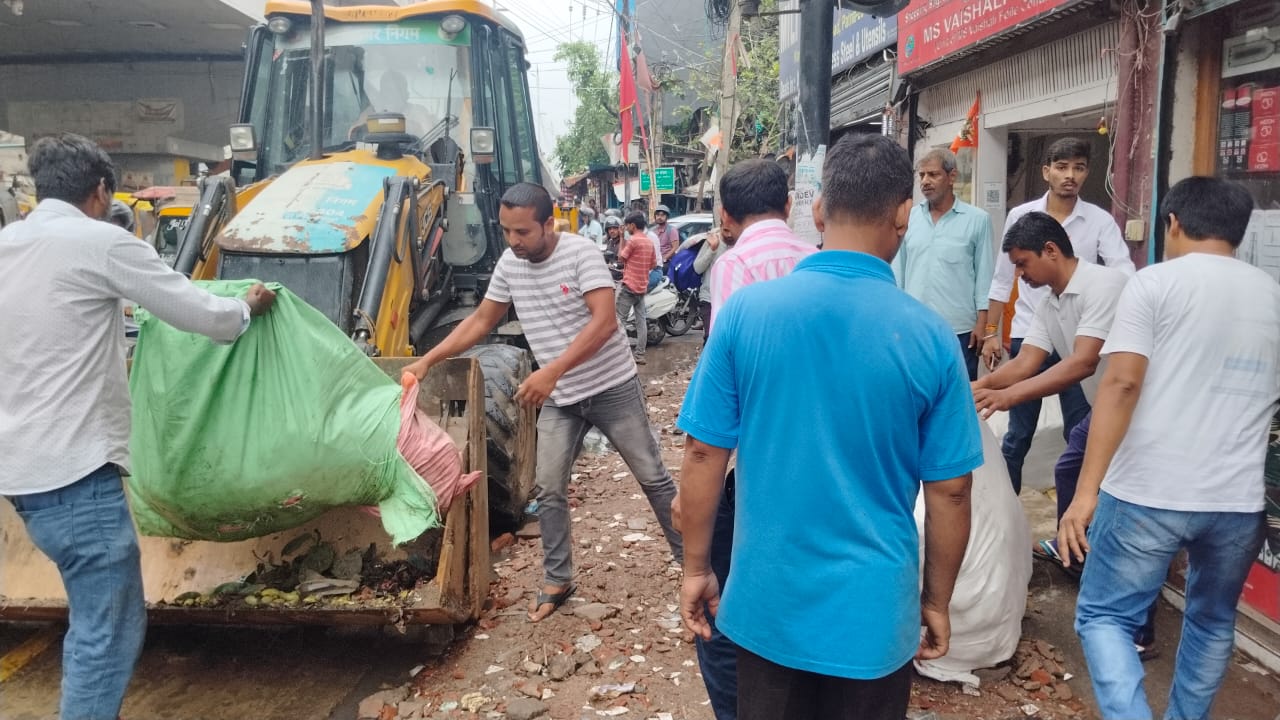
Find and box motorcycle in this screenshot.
[660,286,698,337]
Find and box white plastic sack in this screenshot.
[913,421,1032,685]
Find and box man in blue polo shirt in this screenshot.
[893,148,994,380]
[676,134,981,720]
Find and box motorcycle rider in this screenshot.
[603,215,624,256]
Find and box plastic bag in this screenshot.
[913,420,1032,685]
[397,372,482,512]
[127,280,439,545]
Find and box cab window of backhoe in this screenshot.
[504,37,539,185]
[489,32,520,186]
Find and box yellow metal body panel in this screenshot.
[263,0,521,37]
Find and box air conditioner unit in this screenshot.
[1223,26,1280,78]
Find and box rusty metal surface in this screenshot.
[217,160,396,254]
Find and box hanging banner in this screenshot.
[897,0,1078,75]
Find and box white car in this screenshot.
[668,213,714,244]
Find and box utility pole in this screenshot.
[712,1,742,218]
[797,0,833,160]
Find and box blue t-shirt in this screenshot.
[677,250,982,679]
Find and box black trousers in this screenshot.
[737,647,912,720]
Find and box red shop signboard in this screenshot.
[897,0,1078,75]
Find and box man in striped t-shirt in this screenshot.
[406,183,682,623]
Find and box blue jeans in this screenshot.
[1002,338,1091,494]
[6,464,147,720]
[696,470,738,720]
[534,376,682,585]
[1075,492,1266,720]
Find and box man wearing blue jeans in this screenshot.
[1059,177,1277,719]
[982,137,1135,494]
[0,133,275,720]
[407,182,682,623]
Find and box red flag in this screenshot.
[950,91,980,154]
[619,32,637,164]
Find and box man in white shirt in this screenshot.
[982,138,1136,494]
[1059,178,1279,719]
[0,133,275,720]
[579,207,603,247]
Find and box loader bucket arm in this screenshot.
[173,176,237,279]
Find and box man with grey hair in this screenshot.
[892,148,994,380]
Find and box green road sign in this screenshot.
[640,166,676,193]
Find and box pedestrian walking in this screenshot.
[677,134,980,720]
[675,157,815,720]
[0,133,276,720]
[982,137,1135,494]
[1059,178,1278,720]
[404,183,682,623]
[893,148,994,380]
[618,211,656,364]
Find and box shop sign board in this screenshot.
[639,166,675,193]
[897,0,1078,75]
[779,6,897,99]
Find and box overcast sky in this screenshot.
[492,0,618,161]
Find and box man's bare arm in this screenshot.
[678,437,731,640]
[1002,336,1104,404]
[919,473,973,660]
[1058,352,1148,564]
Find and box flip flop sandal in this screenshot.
[528,583,577,622]
[1033,539,1083,581]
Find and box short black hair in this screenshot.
[720,159,789,222]
[108,199,135,232]
[821,134,913,225]
[624,211,647,230]
[1161,176,1254,248]
[1003,211,1075,258]
[500,182,554,223]
[28,132,117,205]
[1045,137,1091,166]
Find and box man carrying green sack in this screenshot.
[0,133,276,720]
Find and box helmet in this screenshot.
[604,207,622,218]
[655,204,671,216]
[604,216,622,228]
[580,206,595,217]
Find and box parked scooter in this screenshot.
[660,286,697,337]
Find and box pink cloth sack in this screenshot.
[396,372,483,512]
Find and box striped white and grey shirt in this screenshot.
[487,233,635,406]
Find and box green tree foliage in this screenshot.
[672,3,781,162]
[553,42,620,175]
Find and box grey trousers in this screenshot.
[616,287,647,356]
[534,375,683,585]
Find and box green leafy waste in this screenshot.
[127,280,438,545]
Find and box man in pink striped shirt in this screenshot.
[708,161,817,331]
[683,158,816,720]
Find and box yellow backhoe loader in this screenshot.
[1,0,546,628]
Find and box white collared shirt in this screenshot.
[988,193,1135,337]
[1022,262,1130,404]
[0,199,250,495]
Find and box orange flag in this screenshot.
[950,91,980,154]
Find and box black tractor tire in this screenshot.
[461,344,535,535]
[646,320,666,347]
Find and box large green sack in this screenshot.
[127,280,438,545]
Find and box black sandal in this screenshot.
[528,583,576,622]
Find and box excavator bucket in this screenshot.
[0,357,491,626]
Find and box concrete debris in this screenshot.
[357,687,408,719]
[548,653,577,681]
[503,696,549,720]
[589,682,639,701]
[620,533,653,543]
[515,521,541,539]
[626,518,648,530]
[396,698,431,719]
[574,633,603,652]
[573,603,619,622]
[519,659,545,675]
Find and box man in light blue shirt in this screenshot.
[893,149,994,380]
[676,134,980,720]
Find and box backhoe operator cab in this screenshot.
[177,0,543,357]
